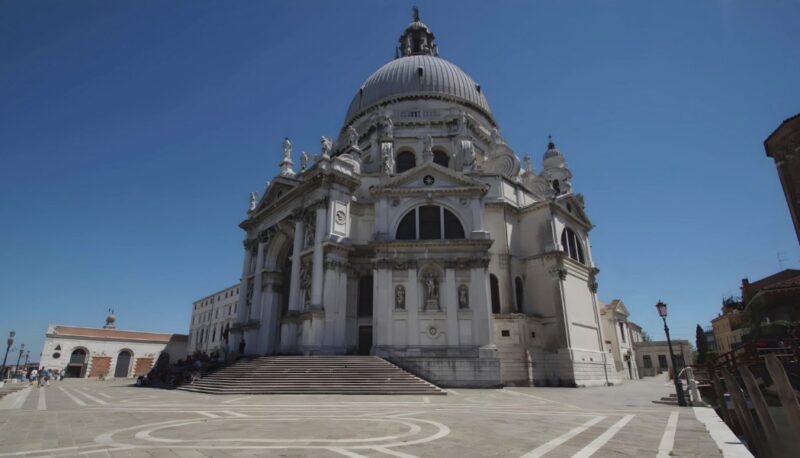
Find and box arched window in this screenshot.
[561,227,585,264]
[394,206,465,240]
[396,151,416,173]
[515,277,524,313]
[490,274,501,314]
[433,150,449,168]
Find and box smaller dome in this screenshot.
[543,140,565,168]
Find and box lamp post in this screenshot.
[14,344,25,378]
[656,301,687,407]
[1,331,14,381]
[23,351,30,374]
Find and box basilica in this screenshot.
[230,10,617,387]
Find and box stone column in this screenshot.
[406,265,420,347]
[288,218,304,312]
[470,197,489,239]
[310,204,327,309]
[471,266,494,347]
[235,244,252,326]
[246,241,266,350]
[444,267,459,346]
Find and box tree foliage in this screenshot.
[695,324,709,364]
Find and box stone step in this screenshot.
[179,356,445,395]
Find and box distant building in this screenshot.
[634,340,691,378]
[39,312,187,378]
[704,327,717,353]
[764,113,800,245]
[597,299,639,381]
[711,306,747,355]
[188,284,239,355]
[741,269,800,328]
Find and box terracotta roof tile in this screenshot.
[52,326,187,343]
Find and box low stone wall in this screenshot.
[531,348,618,387]
[387,355,501,388]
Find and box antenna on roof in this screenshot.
[413,6,420,22]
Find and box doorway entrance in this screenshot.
[358,326,373,355]
[66,348,88,378]
[114,350,132,378]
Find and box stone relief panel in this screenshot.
[300,262,312,308]
[332,200,349,237]
[303,211,316,249]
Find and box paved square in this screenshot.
[0,377,726,457]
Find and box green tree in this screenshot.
[695,324,709,364]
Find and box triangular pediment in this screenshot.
[254,177,298,212]
[382,162,487,190]
[608,299,630,317]
[556,194,593,227]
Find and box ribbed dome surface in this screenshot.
[344,55,492,125]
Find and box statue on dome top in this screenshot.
[300,151,309,171]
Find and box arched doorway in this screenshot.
[490,274,501,314]
[66,348,88,378]
[114,350,132,378]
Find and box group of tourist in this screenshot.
[25,367,63,386]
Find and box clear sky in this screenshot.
[1,0,798,361]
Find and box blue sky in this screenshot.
[1,1,798,361]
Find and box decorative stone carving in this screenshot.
[458,284,469,309]
[422,135,433,162]
[346,126,359,148]
[303,211,315,249]
[395,285,406,309]
[378,113,394,140]
[458,111,468,135]
[248,192,259,212]
[279,137,295,177]
[460,138,475,171]
[300,151,309,171]
[381,142,395,175]
[320,136,333,159]
[550,267,568,280]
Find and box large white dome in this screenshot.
[344,55,493,126]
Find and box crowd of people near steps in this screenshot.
[24,367,63,387]
[137,338,248,388]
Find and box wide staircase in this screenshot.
[179,355,446,395]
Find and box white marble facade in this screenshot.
[230,12,614,387]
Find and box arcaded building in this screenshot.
[229,11,616,387]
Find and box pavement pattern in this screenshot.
[0,375,728,457]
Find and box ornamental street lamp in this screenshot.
[23,351,30,373]
[14,344,25,378]
[1,331,14,381]
[656,301,688,407]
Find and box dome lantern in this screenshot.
[398,7,438,57]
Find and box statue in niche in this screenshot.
[300,264,312,306]
[346,126,359,147]
[395,285,406,309]
[282,137,292,160]
[423,135,433,155]
[303,212,315,248]
[458,284,469,309]
[490,127,503,147]
[460,139,475,170]
[300,151,309,171]
[423,274,439,311]
[248,192,259,211]
[320,136,333,158]
[458,111,468,134]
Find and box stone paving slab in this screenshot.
[0,376,734,457]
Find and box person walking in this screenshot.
[29,367,38,386]
[238,339,246,358]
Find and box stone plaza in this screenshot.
[0,376,744,458]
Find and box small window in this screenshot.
[55,345,61,351]
[396,151,416,173]
[619,322,626,343]
[531,332,536,338]
[514,277,524,313]
[490,274,501,313]
[658,355,668,369]
[643,355,652,369]
[52,352,61,359]
[501,330,510,337]
[433,150,449,168]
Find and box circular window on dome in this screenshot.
[52,352,61,359]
